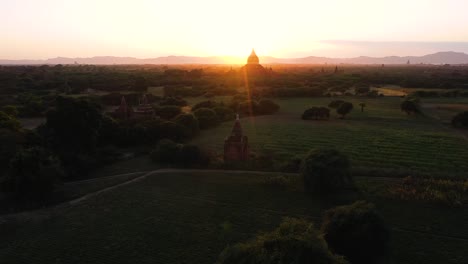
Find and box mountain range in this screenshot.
[2,52,468,65]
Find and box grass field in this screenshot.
[1,171,467,264]
[190,96,468,175]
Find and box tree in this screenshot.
[302,107,330,120]
[46,97,103,153]
[451,111,468,128]
[301,148,351,194]
[150,139,181,163]
[257,99,280,115]
[400,99,420,115]
[213,106,235,122]
[218,218,347,264]
[358,102,366,112]
[355,84,370,95]
[44,97,103,178]
[174,113,200,138]
[192,100,218,111]
[321,201,389,264]
[337,102,353,119]
[1,105,19,117]
[0,111,21,131]
[155,105,181,120]
[193,108,219,129]
[328,100,345,109]
[4,147,63,200]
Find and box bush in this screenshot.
[452,111,468,128]
[321,201,389,264]
[3,147,63,200]
[301,148,351,195]
[217,218,347,264]
[193,107,219,129]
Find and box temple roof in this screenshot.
[247,49,259,65]
[231,114,243,138]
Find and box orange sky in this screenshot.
[1,0,468,59]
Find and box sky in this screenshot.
[1,0,468,60]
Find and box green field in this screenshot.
[1,171,467,264]
[190,97,468,174]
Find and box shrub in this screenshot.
[321,201,389,264]
[301,148,351,194]
[3,147,63,201]
[193,107,219,129]
[451,111,468,128]
[217,218,347,264]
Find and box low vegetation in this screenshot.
[321,201,389,264]
[218,218,347,264]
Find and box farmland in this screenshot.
[190,96,468,175]
[1,170,466,264]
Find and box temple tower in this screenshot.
[224,114,250,161]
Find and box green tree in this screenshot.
[218,218,347,264]
[321,201,389,264]
[193,108,219,129]
[400,98,420,115]
[257,99,280,115]
[1,105,19,117]
[301,148,351,195]
[150,139,181,163]
[0,111,21,131]
[451,111,468,128]
[174,113,200,138]
[155,105,181,120]
[4,147,63,200]
[337,102,353,119]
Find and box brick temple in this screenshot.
[224,115,249,161]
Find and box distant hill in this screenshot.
[2,52,468,65]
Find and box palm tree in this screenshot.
[359,102,366,112]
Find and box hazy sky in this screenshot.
[1,0,468,59]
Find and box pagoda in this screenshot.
[224,114,249,161]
